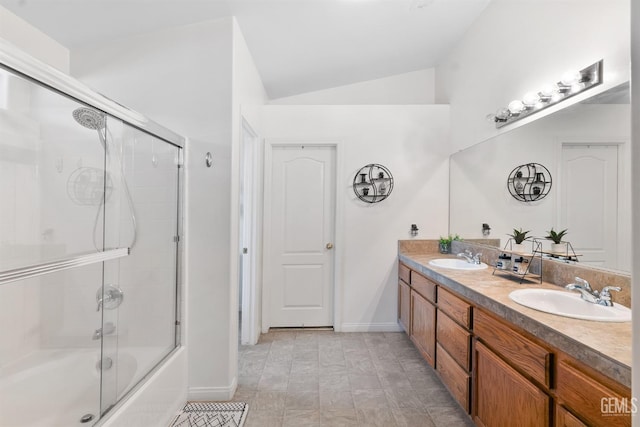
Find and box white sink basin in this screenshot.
[509,288,631,322]
[428,258,488,271]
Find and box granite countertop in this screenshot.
[398,251,632,388]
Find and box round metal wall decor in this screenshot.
[353,164,394,203]
[507,163,552,202]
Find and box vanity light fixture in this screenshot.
[488,60,603,128]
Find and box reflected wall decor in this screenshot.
[507,163,552,202]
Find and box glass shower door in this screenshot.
[99,119,180,413]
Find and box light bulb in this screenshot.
[508,100,525,115]
[560,70,581,86]
[538,83,557,101]
[570,82,585,93]
[522,92,540,107]
[495,108,510,121]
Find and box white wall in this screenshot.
[0,5,69,73]
[243,105,450,331]
[630,0,639,423]
[72,18,236,400]
[436,0,630,153]
[270,68,436,105]
[228,16,268,389]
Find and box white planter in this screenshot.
[551,242,568,254]
[511,243,527,253]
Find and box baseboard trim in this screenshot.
[187,377,237,401]
[340,322,403,333]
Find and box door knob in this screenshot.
[326,243,334,249]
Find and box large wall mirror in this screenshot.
[450,82,630,273]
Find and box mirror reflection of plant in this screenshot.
[508,228,531,244]
[439,234,461,245]
[545,228,568,244]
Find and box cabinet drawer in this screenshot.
[437,310,471,371]
[474,309,551,387]
[438,287,471,328]
[556,405,588,427]
[399,263,410,284]
[436,343,470,413]
[556,361,631,427]
[410,270,437,303]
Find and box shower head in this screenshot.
[72,107,105,130]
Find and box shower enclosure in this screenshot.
[0,44,184,426]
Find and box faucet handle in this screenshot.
[600,286,621,296]
[574,277,591,290]
[598,286,621,306]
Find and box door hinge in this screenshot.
[173,235,180,243]
[243,247,248,254]
[177,150,184,168]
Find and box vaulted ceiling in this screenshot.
[0,0,491,98]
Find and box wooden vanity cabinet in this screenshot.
[397,260,631,427]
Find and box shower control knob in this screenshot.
[96,284,124,311]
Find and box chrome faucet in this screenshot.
[457,249,482,264]
[92,322,116,340]
[565,277,621,306]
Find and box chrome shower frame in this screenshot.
[0,39,186,415]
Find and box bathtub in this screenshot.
[0,348,142,427]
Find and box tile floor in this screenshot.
[233,330,475,426]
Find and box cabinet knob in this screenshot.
[326,243,334,250]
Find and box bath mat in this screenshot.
[169,402,248,427]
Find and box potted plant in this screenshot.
[508,228,531,253]
[439,234,460,254]
[545,228,568,253]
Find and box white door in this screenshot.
[266,145,336,328]
[560,144,618,267]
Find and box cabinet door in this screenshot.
[556,405,588,427]
[556,360,631,427]
[410,290,436,367]
[398,280,411,334]
[474,342,550,427]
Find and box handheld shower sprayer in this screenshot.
[72,107,137,250]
